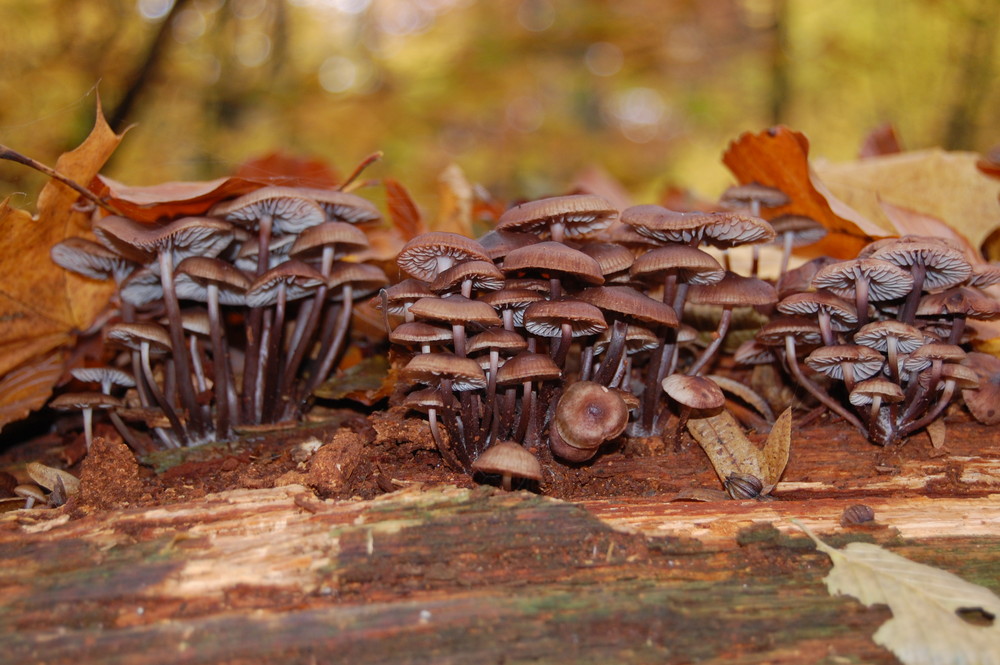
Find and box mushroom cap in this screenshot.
[522,299,608,338]
[50,391,123,411]
[119,268,164,307]
[577,285,679,328]
[174,256,251,305]
[370,278,433,316]
[849,378,905,407]
[776,291,857,331]
[871,237,972,291]
[51,237,135,282]
[494,352,561,385]
[496,194,618,240]
[629,244,725,285]
[854,320,925,354]
[466,327,529,355]
[621,205,775,247]
[106,322,172,353]
[805,345,884,381]
[70,367,136,390]
[476,229,539,262]
[720,182,790,209]
[296,188,382,224]
[553,381,629,449]
[768,214,827,247]
[93,215,235,263]
[389,321,456,347]
[408,295,503,327]
[325,262,390,299]
[471,441,542,482]
[245,260,325,308]
[502,241,605,285]
[234,234,298,273]
[733,339,778,365]
[687,272,778,308]
[397,232,490,282]
[755,316,823,347]
[968,263,1000,289]
[403,387,447,413]
[478,288,545,325]
[592,323,659,356]
[210,186,327,234]
[916,287,1000,320]
[812,258,914,302]
[580,242,636,277]
[429,260,506,295]
[289,221,370,260]
[661,374,725,410]
[400,353,488,391]
[903,342,967,373]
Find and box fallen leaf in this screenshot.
[0,351,64,432]
[94,151,343,223]
[384,178,426,242]
[926,419,947,449]
[26,461,80,495]
[723,126,887,259]
[814,149,1000,255]
[796,520,1000,665]
[313,355,393,406]
[858,123,903,159]
[878,200,982,261]
[0,101,121,378]
[435,163,474,237]
[686,407,790,495]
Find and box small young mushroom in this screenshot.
[471,441,542,491]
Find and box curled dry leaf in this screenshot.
[384,177,426,242]
[26,462,80,496]
[435,163,474,238]
[722,126,887,259]
[796,520,1000,665]
[0,351,64,432]
[686,407,791,495]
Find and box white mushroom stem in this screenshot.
[81,407,94,451]
[779,231,795,276]
[305,284,355,397]
[158,251,204,436]
[205,284,232,435]
[138,341,186,446]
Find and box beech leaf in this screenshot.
[0,351,64,433]
[796,521,1000,665]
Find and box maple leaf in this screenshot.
[0,101,122,379]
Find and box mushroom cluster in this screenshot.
[387,192,784,476]
[51,186,386,448]
[753,236,1000,445]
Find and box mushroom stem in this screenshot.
[205,284,231,436]
[782,335,867,435]
[138,341,187,444]
[899,380,956,438]
[855,276,871,328]
[687,308,733,376]
[305,285,355,399]
[108,410,148,453]
[900,260,926,324]
[159,251,204,438]
[81,407,94,451]
[779,231,795,276]
[593,320,626,386]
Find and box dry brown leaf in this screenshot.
[814,149,1000,255]
[722,126,887,259]
[0,102,121,378]
[384,178,426,242]
[878,200,982,261]
[926,419,947,449]
[858,123,903,159]
[686,408,790,494]
[26,461,80,496]
[0,352,64,432]
[434,163,474,237]
[797,521,1000,665]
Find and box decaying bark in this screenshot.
[2,420,999,664]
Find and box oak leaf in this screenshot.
[797,521,1000,665]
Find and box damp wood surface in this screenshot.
[1,418,1000,664]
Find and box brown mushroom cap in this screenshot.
[174,256,251,305]
[686,272,778,307]
[389,322,456,347]
[577,286,679,328]
[755,316,823,347]
[849,378,904,407]
[496,194,618,241]
[397,232,490,282]
[854,320,925,354]
[776,291,858,331]
[471,441,542,483]
[960,352,1000,425]
[870,238,972,292]
[768,214,827,247]
[210,186,327,234]
[296,188,382,224]
[502,241,605,285]
[245,260,325,308]
[106,322,173,353]
[494,352,561,385]
[661,374,725,410]
[629,244,725,285]
[522,299,608,338]
[805,345,884,382]
[476,230,539,261]
[720,182,790,210]
[94,215,235,263]
[466,328,529,355]
[812,258,914,302]
[620,205,775,247]
[904,343,967,373]
[580,242,636,277]
[70,367,136,391]
[50,392,124,411]
[400,352,488,391]
[553,381,629,450]
[51,237,135,283]
[289,221,370,261]
[408,295,503,327]
[429,260,506,295]
[325,262,390,299]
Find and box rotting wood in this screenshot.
[2,481,999,665]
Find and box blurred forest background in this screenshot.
[1,0,998,210]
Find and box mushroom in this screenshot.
[396,232,490,282]
[471,441,542,491]
[849,377,905,444]
[870,237,972,324]
[812,258,913,328]
[661,373,725,448]
[549,381,629,462]
[49,392,124,450]
[502,240,605,300]
[495,194,618,243]
[767,214,827,276]
[959,352,1000,425]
